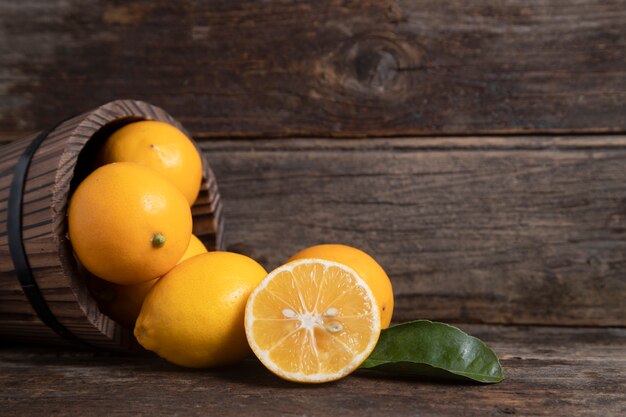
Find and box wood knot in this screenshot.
[102,4,153,25]
[315,32,422,100]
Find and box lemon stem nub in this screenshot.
[152,233,166,248]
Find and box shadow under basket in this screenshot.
[0,100,224,350]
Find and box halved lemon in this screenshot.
[245,259,381,383]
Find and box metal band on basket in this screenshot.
[7,123,91,347]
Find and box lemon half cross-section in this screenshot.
[245,259,381,383]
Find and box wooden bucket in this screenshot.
[0,100,224,350]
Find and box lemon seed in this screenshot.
[325,321,343,333]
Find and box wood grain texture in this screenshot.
[201,136,626,326]
[1,0,625,138]
[1,325,624,416]
[0,100,223,348]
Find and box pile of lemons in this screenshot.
[69,121,394,383]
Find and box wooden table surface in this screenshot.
[2,325,625,416]
[1,1,625,415]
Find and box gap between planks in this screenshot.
[196,135,626,152]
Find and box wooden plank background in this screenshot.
[204,136,626,326]
[1,0,625,137]
[0,0,625,328]
[3,134,625,327]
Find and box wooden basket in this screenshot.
[0,100,224,350]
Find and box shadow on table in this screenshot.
[351,369,489,386]
[1,344,494,389]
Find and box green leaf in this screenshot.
[359,320,504,383]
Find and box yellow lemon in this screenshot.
[68,162,192,285]
[92,234,208,329]
[98,121,203,205]
[90,277,158,330]
[178,234,209,263]
[288,244,394,328]
[135,252,267,368]
[245,259,381,383]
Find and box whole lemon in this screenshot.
[288,244,394,328]
[98,121,203,205]
[92,234,208,329]
[178,234,208,263]
[90,277,158,330]
[135,252,267,368]
[68,162,192,285]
